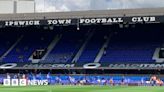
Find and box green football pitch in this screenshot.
[0,85,164,92]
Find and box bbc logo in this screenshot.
[3,79,27,86]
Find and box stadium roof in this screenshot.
[0,8,164,21]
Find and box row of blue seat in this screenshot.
[0,29,162,63]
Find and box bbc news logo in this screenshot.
[3,79,48,86]
[3,79,26,86]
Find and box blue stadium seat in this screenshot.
[78,31,107,63]
[100,29,162,63]
[3,31,55,62]
[44,31,85,63]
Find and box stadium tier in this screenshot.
[0,24,163,63]
[100,27,162,63]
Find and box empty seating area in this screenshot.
[0,24,164,63]
[100,28,163,63]
[0,31,19,57]
[78,30,108,63]
[3,31,55,62]
[44,30,86,63]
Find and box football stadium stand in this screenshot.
[100,25,163,63]
[3,30,55,62]
[0,24,163,63]
[1,8,164,88]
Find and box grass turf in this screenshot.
[0,85,164,92]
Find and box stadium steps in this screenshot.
[0,35,24,59]
[29,35,62,63]
[94,33,113,63]
[153,48,160,60]
[71,31,94,63]
[153,48,164,63]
